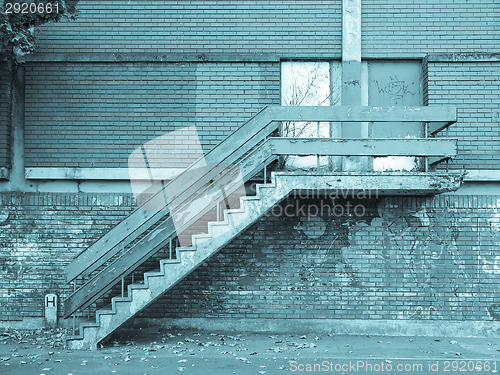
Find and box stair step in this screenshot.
[225,207,246,215]
[244,194,261,200]
[208,222,231,236]
[144,271,164,278]
[97,309,115,318]
[192,234,211,245]
[225,210,247,225]
[176,247,194,253]
[112,297,132,303]
[111,297,132,311]
[129,283,148,290]
[178,246,196,254]
[160,259,181,266]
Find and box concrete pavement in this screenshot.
[1,328,498,374]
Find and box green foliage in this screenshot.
[1,0,79,62]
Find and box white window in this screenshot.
[281,61,341,170]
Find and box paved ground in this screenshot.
[0,328,498,374]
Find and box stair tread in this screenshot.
[144,271,164,277]
[112,297,132,303]
[129,283,149,290]
[176,247,194,252]
[161,258,181,263]
[97,309,116,316]
[209,222,230,228]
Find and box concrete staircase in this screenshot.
[64,105,461,349]
[65,170,463,349]
[66,172,290,350]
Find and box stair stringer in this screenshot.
[66,173,298,350]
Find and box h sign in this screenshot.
[44,294,57,328]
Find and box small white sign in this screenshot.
[44,294,57,328]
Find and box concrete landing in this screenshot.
[274,171,464,195]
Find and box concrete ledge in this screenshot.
[426,53,500,62]
[23,52,282,63]
[134,318,500,338]
[274,171,464,195]
[16,52,500,64]
[25,167,183,180]
[464,170,500,182]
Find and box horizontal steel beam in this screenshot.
[270,138,457,157]
[268,106,457,123]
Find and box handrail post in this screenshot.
[121,243,125,297]
[446,127,450,172]
[424,122,429,172]
[72,280,76,335]
[317,121,320,171]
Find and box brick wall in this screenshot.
[0,193,135,321]
[141,195,500,322]
[0,63,10,170]
[23,0,499,170]
[24,62,280,167]
[34,0,497,59]
[426,61,500,170]
[362,0,499,58]
[2,192,498,322]
[34,0,342,58]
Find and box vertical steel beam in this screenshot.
[342,0,368,171]
[9,66,29,191]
